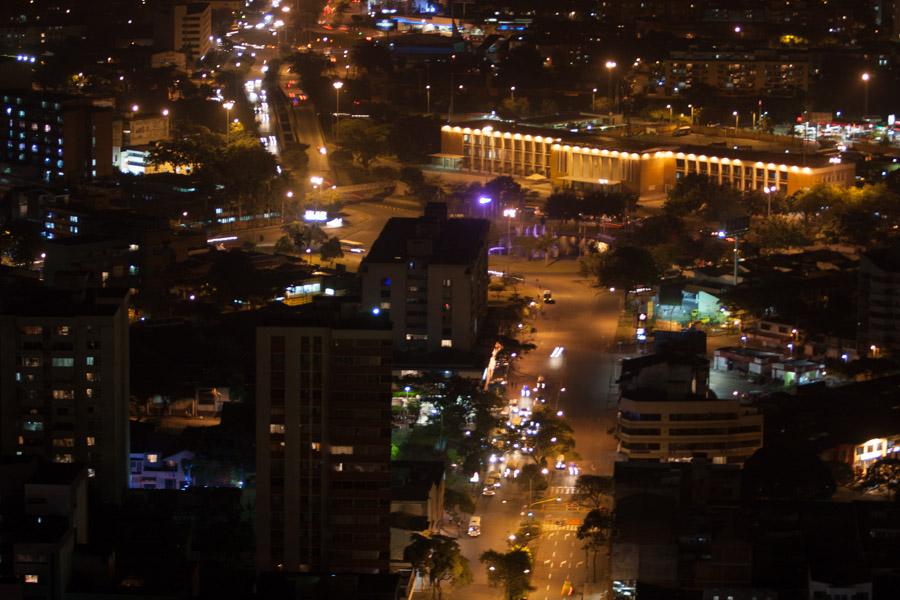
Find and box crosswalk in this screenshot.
[550,485,576,495]
[543,522,579,532]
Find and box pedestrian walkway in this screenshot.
[550,485,576,495]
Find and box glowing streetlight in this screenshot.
[604,60,617,109]
[591,87,598,109]
[861,72,871,116]
[509,85,516,101]
[503,208,517,254]
[425,84,431,113]
[222,100,235,142]
[732,110,739,130]
[666,104,673,121]
[131,104,139,113]
[161,108,169,117]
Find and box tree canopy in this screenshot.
[480,547,534,600]
[406,533,472,599]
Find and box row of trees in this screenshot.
[274,223,344,265]
[545,191,638,222]
[147,125,281,218]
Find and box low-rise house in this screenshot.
[129,450,193,490]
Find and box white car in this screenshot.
[482,486,496,496]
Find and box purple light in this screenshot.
[478,196,492,205]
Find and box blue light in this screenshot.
[478,196,492,205]
[372,307,381,315]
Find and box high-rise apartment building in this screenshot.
[256,303,393,574]
[154,2,213,61]
[858,245,900,355]
[0,91,115,183]
[360,203,489,353]
[0,285,130,505]
[616,353,763,464]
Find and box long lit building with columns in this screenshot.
[436,122,855,199]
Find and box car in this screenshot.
[672,126,691,137]
[482,486,496,496]
[543,290,555,304]
[467,516,482,537]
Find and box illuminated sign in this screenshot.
[304,210,328,221]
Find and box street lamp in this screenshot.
[161,108,169,117]
[861,72,870,117]
[556,386,566,411]
[425,84,431,113]
[509,85,516,101]
[733,110,740,131]
[283,190,293,222]
[688,103,695,125]
[604,60,617,110]
[666,104,673,121]
[591,87,597,110]
[332,81,343,141]
[222,100,234,142]
[503,208,516,255]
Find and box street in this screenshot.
[434,256,622,600]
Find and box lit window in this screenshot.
[56,325,70,336]
[147,454,158,463]
[443,279,452,287]
[129,265,138,275]
[53,453,74,464]
[85,388,93,398]
[269,424,285,434]
[25,575,39,584]
[19,325,43,335]
[310,442,321,451]
[85,372,96,382]
[51,357,74,367]
[23,420,43,432]
[52,438,74,447]
[86,356,95,366]
[441,339,453,348]
[86,436,96,447]
[331,446,353,455]
[69,215,78,223]
[23,357,41,367]
[87,468,95,478]
[51,389,75,400]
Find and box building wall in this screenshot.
[256,326,393,574]
[440,125,855,199]
[617,397,763,463]
[858,254,900,354]
[173,3,212,60]
[0,294,130,504]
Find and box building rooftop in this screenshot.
[363,204,489,266]
[0,283,128,317]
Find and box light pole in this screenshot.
[861,72,870,117]
[425,84,431,113]
[509,85,516,101]
[332,81,343,141]
[604,60,617,110]
[763,186,772,217]
[222,100,234,143]
[555,386,566,411]
[666,104,673,121]
[591,87,597,110]
[503,208,517,254]
[688,104,695,125]
[733,110,740,131]
[283,190,293,223]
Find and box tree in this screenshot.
[750,215,810,249]
[0,219,42,265]
[863,458,900,500]
[589,246,658,297]
[530,412,577,468]
[444,488,476,516]
[337,118,391,168]
[282,222,327,257]
[319,236,344,265]
[577,509,612,582]
[573,475,614,509]
[480,548,534,600]
[406,534,472,599]
[518,463,548,494]
[535,233,556,264]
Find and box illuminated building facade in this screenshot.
[439,124,856,198]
